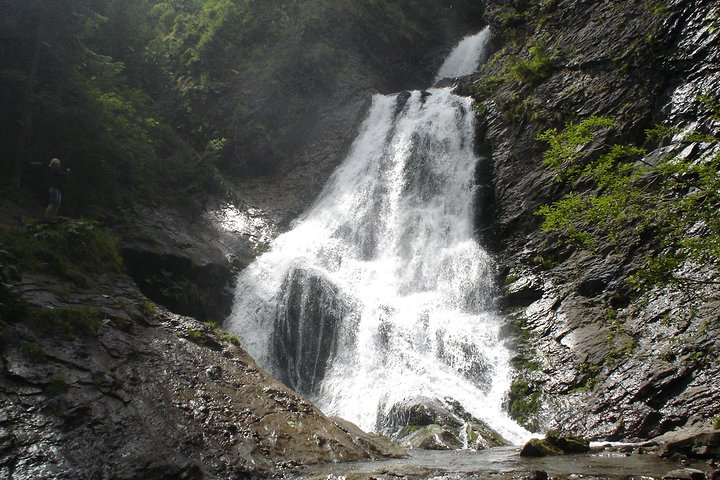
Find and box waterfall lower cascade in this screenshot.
[227,28,528,445]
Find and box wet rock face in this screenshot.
[120,204,255,322]
[380,396,508,450]
[470,0,720,440]
[1,273,405,478]
[273,267,353,394]
[659,431,720,460]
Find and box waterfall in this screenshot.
[434,27,491,83]
[227,29,528,444]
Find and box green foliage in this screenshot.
[0,219,123,287]
[470,75,505,100]
[141,300,157,317]
[528,254,555,270]
[643,0,670,16]
[572,362,601,392]
[536,116,720,290]
[645,124,678,143]
[698,92,720,122]
[20,342,47,363]
[201,320,241,346]
[536,116,617,181]
[508,43,556,86]
[45,373,70,397]
[492,0,558,40]
[1,0,221,212]
[27,306,104,338]
[508,378,540,432]
[713,414,720,430]
[186,327,206,345]
[604,312,636,364]
[219,331,241,346]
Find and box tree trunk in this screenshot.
[14,3,46,189]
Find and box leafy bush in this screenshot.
[508,378,540,432]
[1,219,124,287]
[509,43,556,86]
[536,115,720,290]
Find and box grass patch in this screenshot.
[45,373,70,396]
[508,43,556,86]
[27,306,104,338]
[0,219,124,288]
[20,342,47,363]
[204,320,241,346]
[571,362,602,392]
[140,300,157,317]
[186,328,206,345]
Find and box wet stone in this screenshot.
[663,468,707,480]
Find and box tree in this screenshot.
[536,107,720,290]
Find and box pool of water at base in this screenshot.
[287,446,709,479]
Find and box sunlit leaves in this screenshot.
[536,115,720,289]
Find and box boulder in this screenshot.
[520,431,590,457]
[659,431,720,459]
[520,438,564,457]
[545,430,591,454]
[401,425,464,450]
[120,204,255,322]
[272,267,353,394]
[663,468,707,480]
[382,396,508,450]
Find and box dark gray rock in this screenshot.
[518,470,549,480]
[469,0,720,441]
[1,273,406,479]
[504,275,544,308]
[520,438,564,457]
[545,430,591,454]
[659,431,720,459]
[119,204,255,322]
[272,267,354,394]
[381,396,508,450]
[663,468,707,480]
[520,431,590,457]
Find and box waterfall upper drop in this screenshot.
[435,27,491,83]
[227,28,528,445]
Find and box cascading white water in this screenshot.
[227,29,528,444]
[434,26,491,83]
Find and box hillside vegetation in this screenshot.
[1,0,483,216]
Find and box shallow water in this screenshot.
[290,446,707,479]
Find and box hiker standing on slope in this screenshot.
[45,158,69,218]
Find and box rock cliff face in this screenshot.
[1,268,404,479]
[467,0,720,440]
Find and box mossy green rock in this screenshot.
[402,425,464,451]
[520,432,590,457]
[545,431,591,454]
[385,397,509,451]
[520,438,565,457]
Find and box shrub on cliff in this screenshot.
[536,110,720,290]
[0,219,124,287]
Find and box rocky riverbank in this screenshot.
[0,197,404,479]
